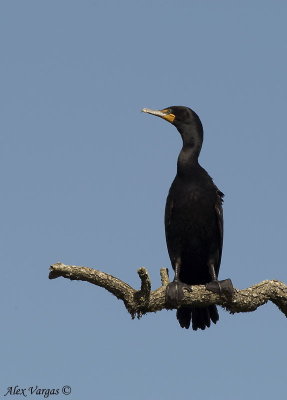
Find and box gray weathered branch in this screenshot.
[49,262,287,319]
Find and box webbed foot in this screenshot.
[165,281,192,308]
[206,278,234,297]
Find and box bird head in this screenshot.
[142,106,202,132]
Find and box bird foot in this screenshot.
[206,279,234,297]
[165,281,192,308]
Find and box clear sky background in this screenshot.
[1,1,286,399]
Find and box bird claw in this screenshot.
[165,281,192,308]
[206,278,234,297]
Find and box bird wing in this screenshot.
[164,191,175,266]
[214,188,224,276]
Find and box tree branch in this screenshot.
[49,263,287,319]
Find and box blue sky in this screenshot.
[1,1,286,399]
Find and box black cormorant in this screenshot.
[142,106,231,330]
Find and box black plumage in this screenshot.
[142,106,225,330]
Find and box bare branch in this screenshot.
[49,263,287,319]
[160,268,170,286]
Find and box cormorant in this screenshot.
[142,106,231,330]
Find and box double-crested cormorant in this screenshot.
[142,106,230,330]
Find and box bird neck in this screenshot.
[176,126,203,176]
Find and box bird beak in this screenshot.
[142,107,175,124]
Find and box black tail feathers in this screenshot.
[176,305,219,330]
[176,307,192,329]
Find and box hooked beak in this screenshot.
[142,107,175,124]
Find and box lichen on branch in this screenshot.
[49,263,287,319]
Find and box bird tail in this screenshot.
[176,305,219,330]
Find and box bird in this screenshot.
[142,106,229,330]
